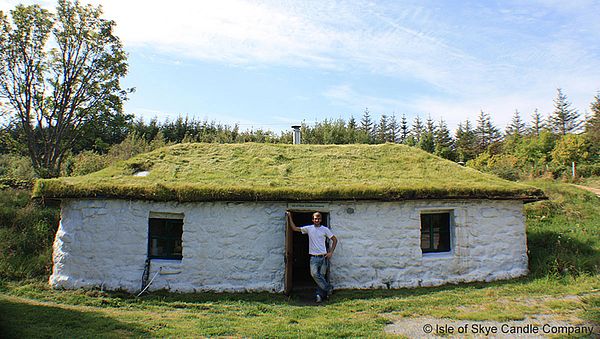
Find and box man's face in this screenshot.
[313,214,322,226]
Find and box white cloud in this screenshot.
[3,0,599,128]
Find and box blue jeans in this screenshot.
[309,256,332,298]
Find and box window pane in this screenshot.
[148,218,183,259]
[149,219,165,236]
[421,212,450,253]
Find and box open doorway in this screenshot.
[285,211,330,295]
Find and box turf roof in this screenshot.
[33,143,546,202]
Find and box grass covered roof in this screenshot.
[33,143,545,202]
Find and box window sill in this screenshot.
[421,251,454,259]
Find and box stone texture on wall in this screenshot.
[50,199,527,293]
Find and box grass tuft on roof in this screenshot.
[33,143,545,202]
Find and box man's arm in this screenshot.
[286,211,302,232]
[325,235,337,259]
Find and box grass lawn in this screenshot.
[1,180,599,337]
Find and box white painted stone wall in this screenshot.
[50,199,527,293]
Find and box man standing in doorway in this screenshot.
[286,211,338,303]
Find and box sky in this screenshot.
[1,0,600,133]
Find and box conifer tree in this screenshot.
[347,115,358,143]
[418,116,436,153]
[434,119,455,160]
[377,114,388,143]
[411,115,424,144]
[399,114,410,144]
[475,110,501,153]
[359,108,374,143]
[387,114,399,143]
[505,110,527,137]
[455,120,477,162]
[529,108,545,136]
[549,88,582,135]
[585,93,600,145]
[348,115,357,130]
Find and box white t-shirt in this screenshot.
[300,225,334,255]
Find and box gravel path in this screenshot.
[385,314,598,338]
[571,184,600,197]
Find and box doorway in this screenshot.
[284,210,330,295]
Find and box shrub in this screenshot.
[0,154,35,180]
[66,151,110,176]
[525,181,600,277]
[467,152,521,181]
[0,188,60,280]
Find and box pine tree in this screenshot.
[455,120,477,163]
[347,115,358,143]
[399,114,410,144]
[549,88,582,135]
[418,116,436,153]
[387,114,399,143]
[348,115,357,130]
[434,118,455,160]
[377,114,388,143]
[475,110,501,153]
[411,115,424,144]
[505,110,527,137]
[585,93,600,145]
[529,108,545,136]
[359,108,374,143]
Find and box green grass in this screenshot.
[1,180,598,337]
[0,189,60,280]
[33,143,545,202]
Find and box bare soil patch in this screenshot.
[572,184,600,197]
[385,294,599,338]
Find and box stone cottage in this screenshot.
[34,143,545,294]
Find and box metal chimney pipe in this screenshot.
[291,125,301,144]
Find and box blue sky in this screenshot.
[2,0,600,132]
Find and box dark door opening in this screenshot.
[285,211,330,294]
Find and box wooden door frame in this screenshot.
[283,210,331,295]
[284,211,293,295]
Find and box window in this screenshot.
[420,212,451,253]
[148,218,183,260]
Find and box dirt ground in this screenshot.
[572,184,600,197]
[384,294,599,338]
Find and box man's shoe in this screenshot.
[315,295,322,303]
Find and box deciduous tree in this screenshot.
[0,0,129,177]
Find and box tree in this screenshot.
[529,108,545,136]
[399,113,409,144]
[0,0,129,177]
[551,134,592,167]
[387,114,398,143]
[548,88,581,135]
[505,110,527,137]
[475,110,501,154]
[455,120,477,163]
[376,114,388,143]
[585,93,600,145]
[411,115,424,144]
[359,108,374,143]
[434,119,455,160]
[418,116,436,153]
